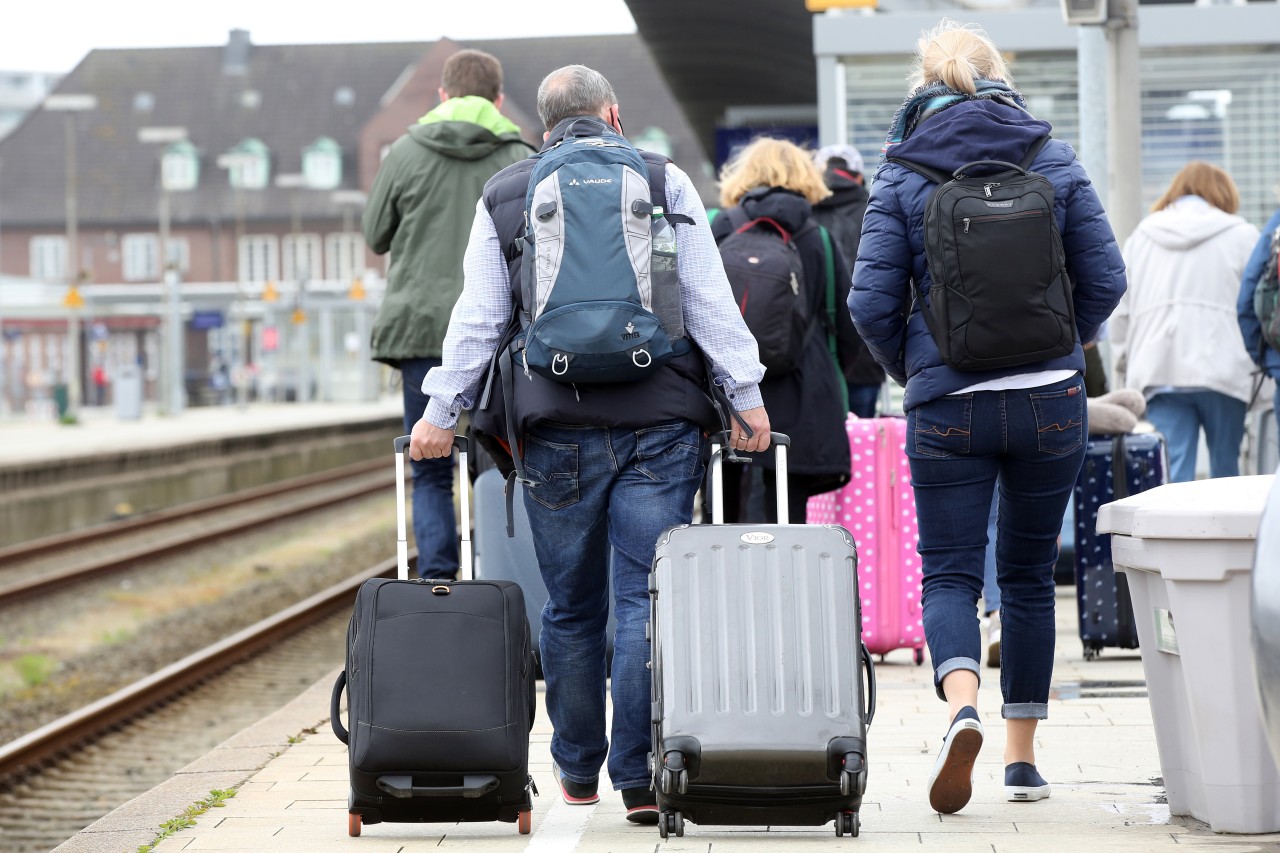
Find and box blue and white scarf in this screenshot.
[880,79,1030,162]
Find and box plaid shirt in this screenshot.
[421,163,764,429]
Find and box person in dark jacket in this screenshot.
[363,49,534,579]
[812,144,885,417]
[712,137,852,523]
[1239,204,1280,459]
[850,19,1126,815]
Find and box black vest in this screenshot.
[470,119,719,446]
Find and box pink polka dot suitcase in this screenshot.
[808,416,925,663]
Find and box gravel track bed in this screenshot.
[0,492,394,745]
[0,469,391,590]
[0,610,351,853]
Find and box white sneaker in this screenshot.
[987,612,1002,669]
[927,707,984,814]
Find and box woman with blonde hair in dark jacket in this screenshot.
[712,137,853,522]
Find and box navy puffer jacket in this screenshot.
[849,99,1127,411]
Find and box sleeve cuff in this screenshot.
[424,398,460,430]
[726,383,764,412]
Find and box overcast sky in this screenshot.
[2,0,637,74]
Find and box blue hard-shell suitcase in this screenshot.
[472,468,615,674]
[1072,432,1168,660]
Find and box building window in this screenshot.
[303,137,342,190]
[240,89,262,109]
[238,235,279,282]
[334,86,355,107]
[282,233,322,281]
[162,140,199,191]
[122,234,191,280]
[122,234,158,281]
[30,236,67,282]
[225,138,270,190]
[133,91,155,113]
[325,232,363,281]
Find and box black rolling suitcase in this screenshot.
[1073,432,1168,660]
[330,435,537,837]
[649,433,877,839]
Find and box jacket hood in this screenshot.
[815,168,868,212]
[888,100,1053,177]
[738,186,812,234]
[409,96,527,160]
[1134,196,1248,251]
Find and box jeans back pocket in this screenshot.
[1029,383,1084,456]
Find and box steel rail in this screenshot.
[0,456,386,566]
[0,468,393,606]
[0,556,397,782]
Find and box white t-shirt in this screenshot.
[949,369,1077,395]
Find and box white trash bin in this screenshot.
[113,363,143,421]
[1098,475,1280,833]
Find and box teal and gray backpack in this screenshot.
[517,130,690,384]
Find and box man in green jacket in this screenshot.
[364,48,533,579]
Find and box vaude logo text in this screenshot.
[567,178,613,186]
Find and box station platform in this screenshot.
[57,588,1280,853]
[0,398,405,468]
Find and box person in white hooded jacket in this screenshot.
[1112,161,1260,482]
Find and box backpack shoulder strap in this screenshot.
[1018,135,1052,171]
[887,156,951,185]
[642,152,694,225]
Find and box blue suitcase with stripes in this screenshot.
[1072,432,1168,660]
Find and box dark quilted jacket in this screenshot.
[849,99,1127,411]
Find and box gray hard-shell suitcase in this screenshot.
[649,433,876,839]
[330,436,537,837]
[472,468,615,674]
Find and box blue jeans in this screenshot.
[399,358,459,579]
[847,382,880,419]
[906,375,1086,719]
[521,420,704,790]
[1146,390,1247,483]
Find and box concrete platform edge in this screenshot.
[51,666,342,853]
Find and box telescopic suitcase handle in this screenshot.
[394,434,472,581]
[707,431,791,524]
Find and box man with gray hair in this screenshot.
[409,64,770,823]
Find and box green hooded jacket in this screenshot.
[364,96,533,364]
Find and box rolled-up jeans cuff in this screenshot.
[933,656,980,701]
[1002,702,1048,720]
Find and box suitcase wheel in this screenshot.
[660,752,689,795]
[1083,645,1099,662]
[658,810,684,839]
[835,810,860,837]
[348,812,362,837]
[518,809,532,834]
[914,648,925,666]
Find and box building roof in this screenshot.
[0,33,714,230]
[623,1,819,157]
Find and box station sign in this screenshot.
[190,310,225,330]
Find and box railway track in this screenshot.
[0,458,393,606]
[0,557,397,853]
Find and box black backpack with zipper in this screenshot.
[714,207,812,375]
[891,135,1077,372]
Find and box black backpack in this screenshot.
[714,208,812,374]
[891,136,1077,372]
[1255,228,1280,355]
